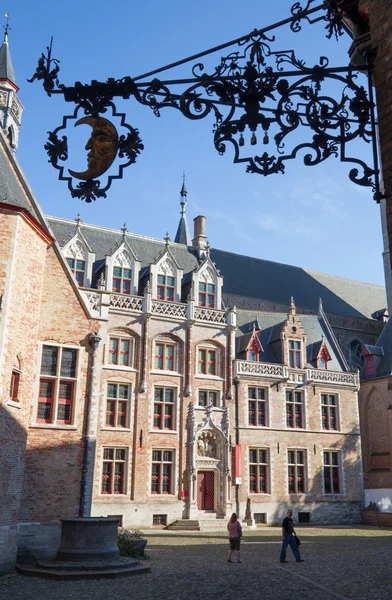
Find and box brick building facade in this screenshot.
[1,9,391,572]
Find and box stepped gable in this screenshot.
[210,248,386,320]
[235,309,344,372]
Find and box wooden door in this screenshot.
[197,471,214,510]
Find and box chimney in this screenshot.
[192,215,207,256]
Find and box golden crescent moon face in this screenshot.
[68,116,119,180]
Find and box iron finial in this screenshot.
[164,231,171,246]
[3,13,10,40]
[75,212,82,227]
[121,222,128,237]
[180,171,187,198]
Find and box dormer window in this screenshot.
[199,283,215,308]
[248,350,259,362]
[113,266,132,294]
[364,355,375,377]
[157,275,175,301]
[67,258,86,287]
[288,340,301,368]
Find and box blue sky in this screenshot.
[8,0,385,286]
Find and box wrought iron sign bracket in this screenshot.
[29,1,383,203]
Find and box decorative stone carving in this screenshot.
[200,265,215,283]
[197,431,218,458]
[67,240,87,260]
[115,249,132,268]
[0,91,7,105]
[110,294,143,311]
[236,361,284,378]
[151,299,187,318]
[194,307,226,324]
[159,259,175,276]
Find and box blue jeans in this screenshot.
[280,533,301,562]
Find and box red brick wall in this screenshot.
[18,245,95,521]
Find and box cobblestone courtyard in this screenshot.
[1,527,391,600]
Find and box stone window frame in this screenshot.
[32,342,81,428]
[287,448,307,494]
[62,234,95,289]
[322,449,343,496]
[247,386,269,428]
[320,392,340,431]
[285,389,306,429]
[197,385,222,408]
[288,338,302,368]
[151,335,182,375]
[105,242,140,296]
[149,448,176,496]
[100,446,129,496]
[248,447,271,495]
[104,381,132,429]
[196,341,223,378]
[105,330,136,370]
[152,385,178,432]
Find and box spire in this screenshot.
[0,18,22,151]
[0,15,16,88]
[174,174,191,245]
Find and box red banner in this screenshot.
[235,444,242,478]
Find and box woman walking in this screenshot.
[227,512,242,563]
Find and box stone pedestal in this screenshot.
[56,517,120,561]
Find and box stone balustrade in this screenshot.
[235,361,358,386]
[81,288,234,327]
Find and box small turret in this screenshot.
[0,19,23,151]
[174,174,191,245]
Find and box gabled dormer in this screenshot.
[238,321,264,361]
[308,337,332,370]
[362,344,384,378]
[281,298,307,369]
[150,234,183,302]
[62,215,95,287]
[191,248,223,310]
[105,224,141,295]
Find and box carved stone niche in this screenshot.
[197,430,220,460]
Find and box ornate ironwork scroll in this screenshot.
[29,0,382,202]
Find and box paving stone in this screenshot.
[0,527,392,600]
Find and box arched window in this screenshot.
[349,339,364,369]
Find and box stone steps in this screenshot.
[165,520,200,531]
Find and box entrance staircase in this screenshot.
[166,512,230,532]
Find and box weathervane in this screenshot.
[28,0,382,203]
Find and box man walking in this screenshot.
[280,509,304,563]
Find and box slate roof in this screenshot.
[47,217,200,273]
[0,34,16,86]
[0,137,33,213]
[236,309,345,371]
[174,213,191,245]
[210,248,386,320]
[371,318,392,377]
[46,216,386,321]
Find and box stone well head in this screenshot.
[57,517,120,561]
